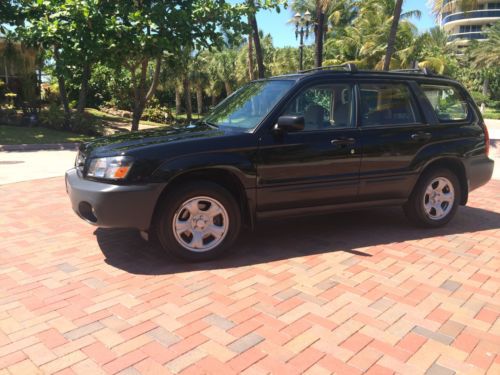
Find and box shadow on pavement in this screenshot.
[95,205,500,275]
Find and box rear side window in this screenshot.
[359,83,419,127]
[420,84,469,122]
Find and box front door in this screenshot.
[256,82,362,213]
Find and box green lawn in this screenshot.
[0,125,92,145]
[484,107,500,120]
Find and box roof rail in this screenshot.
[390,67,434,75]
[299,63,358,74]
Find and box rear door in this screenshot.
[357,80,434,201]
[256,81,362,212]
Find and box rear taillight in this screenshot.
[484,124,490,157]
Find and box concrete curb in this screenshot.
[0,143,80,152]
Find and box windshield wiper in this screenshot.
[197,120,219,129]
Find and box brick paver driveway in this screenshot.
[0,178,499,375]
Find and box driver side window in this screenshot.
[282,84,354,131]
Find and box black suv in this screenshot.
[66,65,494,261]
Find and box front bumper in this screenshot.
[65,168,166,230]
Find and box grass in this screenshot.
[483,107,500,120]
[0,125,92,145]
[0,107,199,145]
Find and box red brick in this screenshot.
[287,347,325,373]
[365,364,394,374]
[102,349,148,374]
[37,329,67,349]
[82,341,116,365]
[0,350,27,368]
[453,331,480,353]
[475,308,498,325]
[340,333,373,354]
[397,333,427,354]
[228,347,267,373]
[120,321,157,340]
[426,307,452,324]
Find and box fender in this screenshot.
[152,151,257,189]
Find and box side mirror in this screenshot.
[274,116,305,133]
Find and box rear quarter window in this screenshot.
[420,84,469,122]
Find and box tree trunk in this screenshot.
[383,0,403,71]
[76,61,91,114]
[196,84,203,116]
[248,32,255,80]
[315,5,325,68]
[212,94,217,107]
[224,81,232,96]
[175,85,182,117]
[4,57,8,86]
[248,0,265,78]
[131,56,162,131]
[183,76,192,121]
[53,47,71,129]
[480,77,490,113]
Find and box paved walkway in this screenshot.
[0,177,498,374]
[0,150,76,185]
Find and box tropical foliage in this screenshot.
[1,0,499,134]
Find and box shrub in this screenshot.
[39,103,66,130]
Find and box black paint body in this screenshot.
[66,71,494,231]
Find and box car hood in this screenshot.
[81,123,229,156]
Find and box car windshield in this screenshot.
[203,80,294,131]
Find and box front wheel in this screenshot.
[404,168,461,228]
[155,181,241,261]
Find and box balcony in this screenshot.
[442,9,500,25]
[447,32,488,42]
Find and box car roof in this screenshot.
[264,65,458,85]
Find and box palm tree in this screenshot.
[468,22,500,69]
[211,49,237,97]
[468,21,500,112]
[324,0,419,69]
[416,27,453,74]
[190,54,209,116]
[247,0,265,78]
[383,0,404,70]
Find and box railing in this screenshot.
[447,32,488,41]
[442,9,500,25]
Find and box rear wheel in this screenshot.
[404,168,461,228]
[155,181,241,261]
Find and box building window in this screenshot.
[459,25,483,33]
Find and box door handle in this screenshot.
[411,132,431,141]
[331,138,356,146]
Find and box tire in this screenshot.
[403,168,461,228]
[155,181,241,261]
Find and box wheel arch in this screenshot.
[151,167,255,230]
[417,157,468,205]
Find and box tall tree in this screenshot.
[104,1,246,130]
[248,34,255,80]
[468,22,500,112]
[18,0,109,121]
[315,2,326,67]
[383,0,404,71]
[247,0,265,78]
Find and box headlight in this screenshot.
[87,156,134,180]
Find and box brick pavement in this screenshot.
[0,178,499,374]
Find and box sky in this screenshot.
[246,0,437,48]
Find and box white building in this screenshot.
[439,0,500,49]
